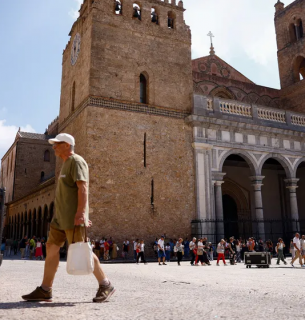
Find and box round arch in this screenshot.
[210,86,236,100]
[219,149,258,176]
[258,154,293,178]
[292,157,305,177]
[222,179,250,213]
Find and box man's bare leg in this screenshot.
[92,253,107,283]
[41,243,60,290]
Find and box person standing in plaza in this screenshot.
[158,236,167,265]
[29,237,36,260]
[22,133,114,302]
[5,238,12,256]
[216,239,227,266]
[19,236,27,259]
[228,237,236,265]
[133,239,139,261]
[183,238,190,258]
[235,239,242,263]
[189,237,197,266]
[111,240,118,260]
[136,240,147,265]
[247,238,255,252]
[301,235,305,265]
[290,239,295,260]
[122,239,129,259]
[176,238,184,266]
[165,243,171,262]
[104,238,110,260]
[291,233,305,267]
[276,238,287,265]
[35,238,44,260]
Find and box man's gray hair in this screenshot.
[70,145,74,152]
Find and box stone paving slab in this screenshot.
[0,258,303,320]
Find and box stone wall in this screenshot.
[275,0,305,112]
[13,139,55,200]
[58,105,196,243]
[1,144,17,204]
[5,179,55,240]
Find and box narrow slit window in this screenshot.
[151,179,154,208]
[140,73,147,104]
[71,82,76,112]
[144,133,147,168]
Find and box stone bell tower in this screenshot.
[57,0,196,242]
[59,0,193,124]
[274,0,305,112]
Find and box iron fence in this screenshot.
[191,219,305,245]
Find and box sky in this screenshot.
[0,0,295,160]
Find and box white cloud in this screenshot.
[69,0,83,20]
[184,0,296,88]
[0,120,36,160]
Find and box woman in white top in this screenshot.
[176,238,184,266]
[276,238,287,265]
[195,238,205,266]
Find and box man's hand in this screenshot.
[74,211,86,226]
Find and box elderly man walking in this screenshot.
[291,233,305,268]
[22,133,115,302]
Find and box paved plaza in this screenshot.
[0,258,304,320]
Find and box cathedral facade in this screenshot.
[2,0,305,244]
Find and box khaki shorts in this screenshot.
[47,226,85,247]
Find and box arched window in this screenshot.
[293,56,305,82]
[168,11,175,29]
[44,150,50,162]
[290,19,304,43]
[71,81,76,112]
[140,73,147,104]
[151,8,158,24]
[41,171,45,182]
[132,3,141,21]
[289,23,297,43]
[299,19,304,38]
[115,0,122,15]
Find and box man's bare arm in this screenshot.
[75,180,88,226]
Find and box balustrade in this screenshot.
[257,107,286,123]
[219,100,252,117]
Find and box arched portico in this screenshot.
[218,149,258,176]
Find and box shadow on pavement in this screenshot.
[0,301,92,309]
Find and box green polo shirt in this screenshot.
[51,154,89,230]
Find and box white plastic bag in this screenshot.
[66,241,94,275]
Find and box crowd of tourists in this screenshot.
[1,236,46,260]
[2,233,305,267]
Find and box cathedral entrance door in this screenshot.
[223,194,239,239]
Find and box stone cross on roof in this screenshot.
[207,31,215,55]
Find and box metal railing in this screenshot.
[191,218,305,245]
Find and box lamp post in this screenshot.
[0,187,6,267]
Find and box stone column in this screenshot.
[192,142,213,238]
[249,176,265,239]
[284,178,300,232]
[213,172,226,240]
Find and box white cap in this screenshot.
[48,133,75,146]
